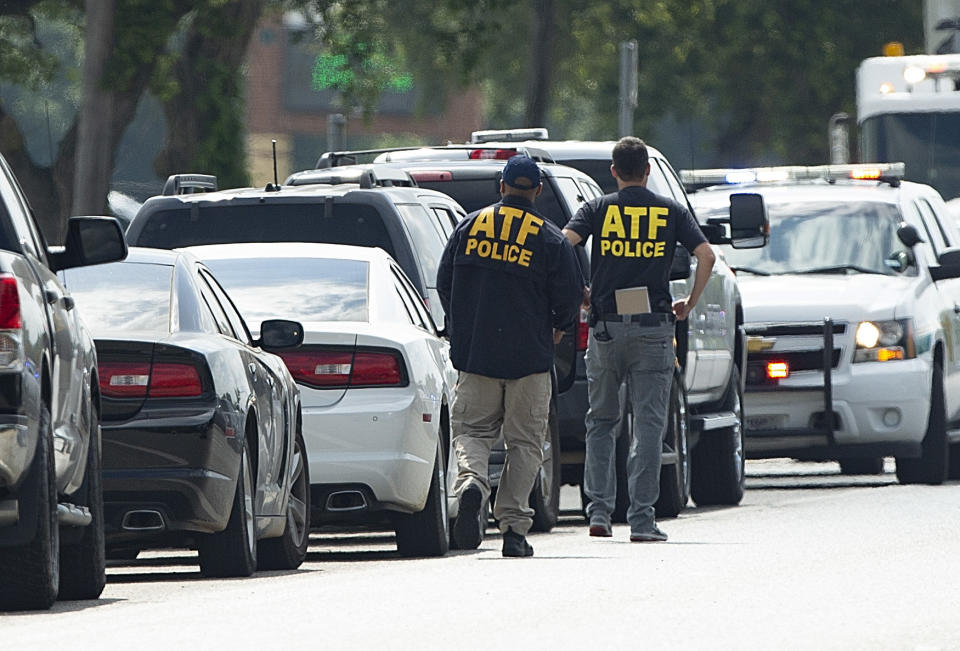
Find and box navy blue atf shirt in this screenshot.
[437,184,583,379]
[565,186,707,315]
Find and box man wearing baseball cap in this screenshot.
[437,154,583,557]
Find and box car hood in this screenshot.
[737,273,915,324]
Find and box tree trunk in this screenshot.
[524,0,555,128]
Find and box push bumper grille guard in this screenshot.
[745,318,838,447]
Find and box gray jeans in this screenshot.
[451,371,551,535]
[583,321,674,534]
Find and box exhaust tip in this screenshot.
[121,509,165,531]
[325,490,368,512]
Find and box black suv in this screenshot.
[125,169,465,329]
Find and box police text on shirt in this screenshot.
[464,205,543,268]
[599,204,668,258]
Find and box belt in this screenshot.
[595,312,675,325]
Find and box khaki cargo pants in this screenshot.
[451,370,551,536]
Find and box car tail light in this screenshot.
[469,148,518,160]
[99,361,203,398]
[148,363,203,397]
[576,308,589,352]
[351,351,404,386]
[99,362,151,398]
[0,275,21,330]
[409,171,453,182]
[277,348,407,389]
[766,361,789,379]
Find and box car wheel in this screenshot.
[691,366,746,506]
[198,436,257,577]
[258,426,310,570]
[897,361,949,485]
[58,403,106,600]
[530,387,560,532]
[839,457,885,475]
[394,441,449,557]
[0,404,60,610]
[655,369,690,518]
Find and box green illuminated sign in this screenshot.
[312,53,413,93]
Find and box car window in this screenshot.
[135,202,397,259]
[200,268,252,345]
[898,200,938,267]
[392,264,437,334]
[392,278,419,326]
[556,159,617,194]
[654,157,690,208]
[63,261,173,335]
[396,203,445,289]
[644,159,675,199]
[203,256,370,326]
[416,176,569,227]
[915,198,948,254]
[917,198,952,248]
[430,207,457,236]
[195,270,236,338]
[0,161,38,257]
[553,176,588,216]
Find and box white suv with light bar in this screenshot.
[685,162,960,483]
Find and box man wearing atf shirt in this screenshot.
[562,137,715,543]
[437,155,582,558]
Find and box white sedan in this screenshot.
[184,242,458,556]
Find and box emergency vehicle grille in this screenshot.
[744,323,846,337]
[746,349,841,386]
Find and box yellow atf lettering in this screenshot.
[507,245,519,263]
[477,240,492,257]
[600,240,611,255]
[518,248,533,267]
[624,206,646,240]
[515,213,543,246]
[648,207,668,240]
[611,240,624,256]
[465,238,479,255]
[498,206,524,241]
[654,240,666,257]
[641,241,654,257]
[601,205,626,238]
[469,208,496,238]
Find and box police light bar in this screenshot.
[903,59,960,85]
[680,163,905,191]
[766,361,789,379]
[470,128,549,144]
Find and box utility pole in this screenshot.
[618,40,638,137]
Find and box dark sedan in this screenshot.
[60,247,309,577]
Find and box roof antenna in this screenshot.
[266,139,281,192]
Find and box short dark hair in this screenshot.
[612,137,649,182]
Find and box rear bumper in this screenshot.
[0,414,32,490]
[100,406,241,543]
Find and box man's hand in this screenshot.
[581,285,591,309]
[553,328,565,344]
[673,298,694,321]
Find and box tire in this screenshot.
[897,362,949,485]
[198,437,257,577]
[394,442,449,558]
[691,366,746,506]
[258,426,310,570]
[839,457,884,475]
[529,388,560,532]
[0,404,60,610]
[654,370,690,518]
[58,403,106,601]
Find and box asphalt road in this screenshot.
[3,460,960,650]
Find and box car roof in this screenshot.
[475,139,669,161]
[137,181,428,210]
[181,241,393,263]
[122,246,194,266]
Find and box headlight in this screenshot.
[854,319,913,362]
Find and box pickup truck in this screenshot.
[0,152,127,610]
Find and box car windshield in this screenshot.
[202,257,369,324]
[135,203,397,259]
[700,200,911,276]
[63,261,173,335]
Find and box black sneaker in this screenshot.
[502,528,534,557]
[453,484,485,549]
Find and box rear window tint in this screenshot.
[396,203,445,288]
[417,178,570,227]
[554,159,616,194]
[135,203,396,258]
[64,262,173,335]
[203,257,369,324]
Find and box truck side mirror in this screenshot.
[670,245,692,280]
[896,222,923,248]
[728,193,769,249]
[50,216,128,271]
[931,247,960,281]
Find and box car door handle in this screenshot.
[61,296,75,311]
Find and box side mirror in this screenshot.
[700,223,725,245]
[670,245,692,280]
[896,222,923,248]
[256,319,304,349]
[931,247,960,281]
[728,193,769,249]
[50,216,127,271]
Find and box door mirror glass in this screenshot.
[728,193,769,249]
[257,319,304,349]
[51,216,127,271]
[930,247,960,281]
